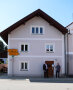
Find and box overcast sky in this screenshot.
[0,0,73,44]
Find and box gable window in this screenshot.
[40,27,43,34]
[20,62,28,71]
[21,44,28,52]
[31,26,44,34]
[32,27,35,34]
[46,44,54,52]
[36,27,39,33]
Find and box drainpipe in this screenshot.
[67,30,72,76]
[67,33,69,76]
[64,34,66,76]
[64,32,69,76]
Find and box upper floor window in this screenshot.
[32,26,44,34]
[46,44,54,53]
[21,44,28,52]
[40,27,43,34]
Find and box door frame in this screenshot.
[45,61,54,77]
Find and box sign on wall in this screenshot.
[8,49,19,56]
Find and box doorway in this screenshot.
[45,61,54,77]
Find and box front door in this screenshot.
[45,61,54,77]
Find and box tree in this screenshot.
[5,46,8,51]
[0,40,5,52]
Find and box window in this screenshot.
[25,62,28,69]
[40,27,43,34]
[21,63,24,69]
[21,44,28,52]
[36,27,39,33]
[25,45,28,51]
[20,62,28,70]
[21,45,24,51]
[31,26,44,34]
[46,44,54,52]
[32,27,35,34]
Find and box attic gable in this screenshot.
[1,9,68,44]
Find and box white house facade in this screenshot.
[1,9,68,77]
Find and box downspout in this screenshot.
[67,32,69,76]
[64,34,66,76]
[64,32,69,76]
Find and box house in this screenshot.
[0,9,68,77]
[66,22,73,75]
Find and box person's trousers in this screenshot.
[44,70,48,78]
[56,71,60,78]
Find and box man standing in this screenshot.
[43,63,48,78]
[55,63,61,78]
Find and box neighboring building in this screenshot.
[0,9,68,77]
[66,22,73,75]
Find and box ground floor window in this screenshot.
[20,62,28,71]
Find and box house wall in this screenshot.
[8,16,65,77]
[66,24,73,75]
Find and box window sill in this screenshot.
[46,51,54,53]
[32,33,44,35]
[20,69,28,71]
[20,51,28,53]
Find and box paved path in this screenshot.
[0,75,73,90]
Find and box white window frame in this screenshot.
[45,43,55,53]
[20,61,29,71]
[19,43,29,52]
[31,26,44,35]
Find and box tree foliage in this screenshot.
[0,40,7,52]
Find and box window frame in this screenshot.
[20,61,29,71]
[45,43,55,53]
[20,44,29,52]
[31,26,44,35]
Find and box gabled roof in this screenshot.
[66,22,73,27]
[0,9,68,44]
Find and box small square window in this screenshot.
[20,62,28,70]
[46,44,54,52]
[20,44,28,52]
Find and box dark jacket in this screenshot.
[56,65,60,72]
[43,64,46,71]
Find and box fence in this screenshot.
[0,64,8,73]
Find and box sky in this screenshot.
[0,0,73,45]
